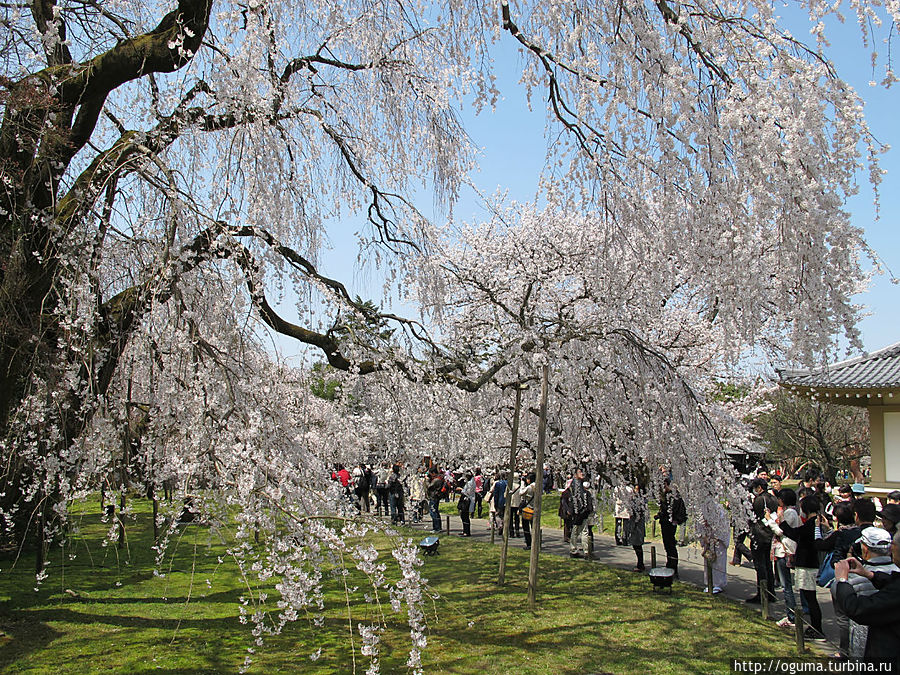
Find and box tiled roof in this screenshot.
[777,342,900,389]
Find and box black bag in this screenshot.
[671,497,687,526]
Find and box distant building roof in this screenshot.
[777,342,900,406]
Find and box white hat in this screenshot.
[857,526,892,549]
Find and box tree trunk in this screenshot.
[499,386,523,585]
[528,364,549,609]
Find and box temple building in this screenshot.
[777,342,900,495]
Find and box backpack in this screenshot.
[816,550,836,588]
[671,497,687,526]
[356,470,369,492]
[573,495,592,526]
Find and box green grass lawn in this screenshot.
[0,496,802,674]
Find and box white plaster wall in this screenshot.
[885,411,900,482]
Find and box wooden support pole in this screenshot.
[499,386,523,585]
[151,485,159,542]
[528,365,549,609]
[650,545,657,569]
[760,580,769,620]
[705,558,714,595]
[445,515,450,535]
[795,610,805,652]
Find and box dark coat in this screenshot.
[816,525,861,563]
[558,488,573,522]
[778,518,818,569]
[833,570,900,663]
[426,476,444,501]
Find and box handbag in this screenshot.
[816,550,836,588]
[521,506,534,521]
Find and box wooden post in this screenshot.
[651,519,656,539]
[795,610,805,652]
[599,512,604,535]
[151,485,159,542]
[499,386,524,585]
[650,545,657,569]
[445,515,450,535]
[119,377,132,549]
[528,365,549,609]
[759,580,769,620]
[491,519,495,545]
[118,490,126,549]
[35,494,46,575]
[705,558,714,595]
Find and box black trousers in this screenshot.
[511,506,521,536]
[615,517,627,544]
[460,507,471,535]
[732,529,752,564]
[660,520,679,572]
[751,542,776,600]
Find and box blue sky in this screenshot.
[309,11,898,364]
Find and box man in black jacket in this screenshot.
[747,489,778,604]
[832,531,900,667]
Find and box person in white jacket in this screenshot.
[763,488,801,627]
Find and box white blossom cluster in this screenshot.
[2,0,897,670]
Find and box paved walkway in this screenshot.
[405,510,839,655]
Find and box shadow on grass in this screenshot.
[0,500,799,675]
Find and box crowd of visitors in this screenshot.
[736,465,900,664]
[330,460,900,666]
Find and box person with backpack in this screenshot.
[352,462,370,512]
[569,467,595,559]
